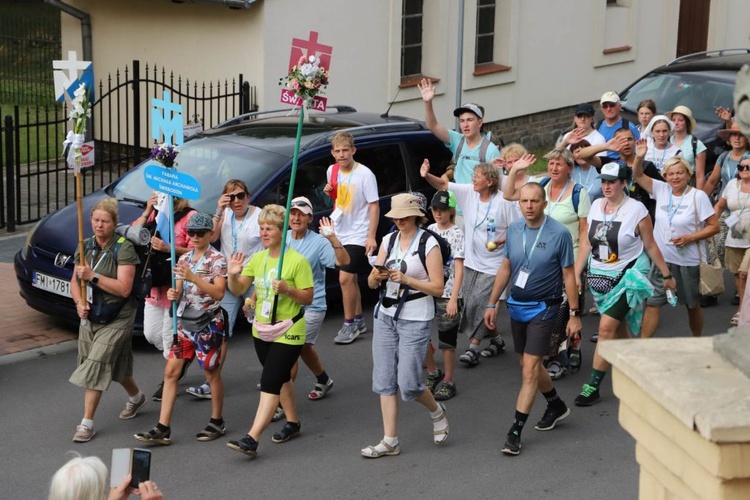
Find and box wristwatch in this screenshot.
[569,308,580,317]
[91,273,100,285]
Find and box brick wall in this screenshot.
[486,103,595,152]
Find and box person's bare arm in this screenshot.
[420,158,449,191]
[418,78,450,143]
[502,154,536,201]
[632,138,654,194]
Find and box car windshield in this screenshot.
[620,71,734,124]
[111,136,290,213]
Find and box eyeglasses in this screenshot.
[187,230,209,237]
[738,164,750,171]
[575,114,591,119]
[601,102,618,109]
[227,192,248,202]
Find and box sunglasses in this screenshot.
[187,229,209,238]
[291,200,312,210]
[601,102,618,109]
[227,192,248,202]
[575,113,592,118]
[738,164,750,171]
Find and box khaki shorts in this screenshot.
[724,246,750,274]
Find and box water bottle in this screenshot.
[666,288,677,307]
[486,217,496,243]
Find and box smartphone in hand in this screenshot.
[110,448,151,489]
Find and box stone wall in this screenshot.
[486,103,591,152]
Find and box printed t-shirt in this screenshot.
[504,216,575,302]
[326,163,379,246]
[587,196,649,273]
[449,182,519,274]
[286,229,336,312]
[178,246,227,316]
[242,248,314,345]
[428,223,465,299]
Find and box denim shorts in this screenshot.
[371,314,432,401]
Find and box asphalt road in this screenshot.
[0,232,740,499]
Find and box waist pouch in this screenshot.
[587,258,637,295]
[254,309,305,343]
[177,306,213,332]
[506,296,562,323]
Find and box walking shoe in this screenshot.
[574,384,601,406]
[271,404,285,423]
[134,426,171,445]
[480,338,505,358]
[271,421,301,443]
[459,349,479,366]
[355,318,367,335]
[546,360,566,380]
[119,394,147,420]
[308,378,334,401]
[425,369,445,393]
[732,293,741,306]
[227,435,258,458]
[151,382,164,402]
[502,433,522,456]
[700,295,718,308]
[588,305,600,315]
[334,323,360,344]
[534,404,571,431]
[434,381,457,401]
[72,424,95,443]
[187,382,212,399]
[196,422,226,442]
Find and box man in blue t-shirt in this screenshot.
[483,183,581,456]
[597,91,640,159]
[418,78,501,186]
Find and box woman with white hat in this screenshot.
[643,115,680,172]
[362,192,448,458]
[665,105,707,188]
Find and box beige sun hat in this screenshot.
[717,121,745,142]
[385,193,425,219]
[664,105,697,134]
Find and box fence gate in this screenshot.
[0,60,257,231]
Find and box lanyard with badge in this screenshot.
[515,216,547,289]
[576,168,594,192]
[176,249,207,316]
[473,193,496,230]
[665,187,689,244]
[330,163,358,223]
[385,230,421,299]
[231,209,249,253]
[596,197,625,261]
[86,246,109,303]
[545,179,570,217]
[258,252,282,318]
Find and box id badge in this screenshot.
[515,268,530,289]
[598,244,610,261]
[725,213,740,229]
[330,207,343,222]
[665,227,676,245]
[176,300,186,316]
[385,281,399,299]
[261,300,271,317]
[86,284,93,304]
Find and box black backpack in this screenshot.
[375,229,451,320]
[143,207,194,288]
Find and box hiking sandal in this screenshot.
[361,440,400,458]
[196,422,225,442]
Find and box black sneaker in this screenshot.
[459,349,480,366]
[700,295,718,308]
[502,433,521,456]
[534,404,571,431]
[271,421,301,443]
[574,384,600,406]
[425,369,445,393]
[227,435,258,458]
[480,338,505,358]
[151,382,164,402]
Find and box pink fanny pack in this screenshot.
[253,309,304,342]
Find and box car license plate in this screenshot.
[32,271,72,298]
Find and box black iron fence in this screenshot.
[0,60,257,231]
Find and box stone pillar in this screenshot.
[599,335,750,499]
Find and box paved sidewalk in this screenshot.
[0,257,77,357]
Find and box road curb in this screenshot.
[0,339,78,366]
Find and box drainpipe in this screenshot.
[455,0,464,131]
[44,1,92,62]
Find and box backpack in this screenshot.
[144,207,194,287]
[595,117,633,134]
[84,235,152,303]
[539,177,584,213]
[375,229,451,320]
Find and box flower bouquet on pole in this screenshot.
[62,83,91,292]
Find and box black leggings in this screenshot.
[253,337,303,395]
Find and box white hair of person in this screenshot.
[49,453,108,500]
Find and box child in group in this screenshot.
[423,190,465,401]
[134,212,228,445]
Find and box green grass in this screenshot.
[1,102,63,164]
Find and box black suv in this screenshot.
[14,107,453,330]
[616,48,750,165]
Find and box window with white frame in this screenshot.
[401,0,424,78]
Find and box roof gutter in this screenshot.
[44,0,92,62]
[170,0,258,9]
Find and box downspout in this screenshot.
[44,0,92,62]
